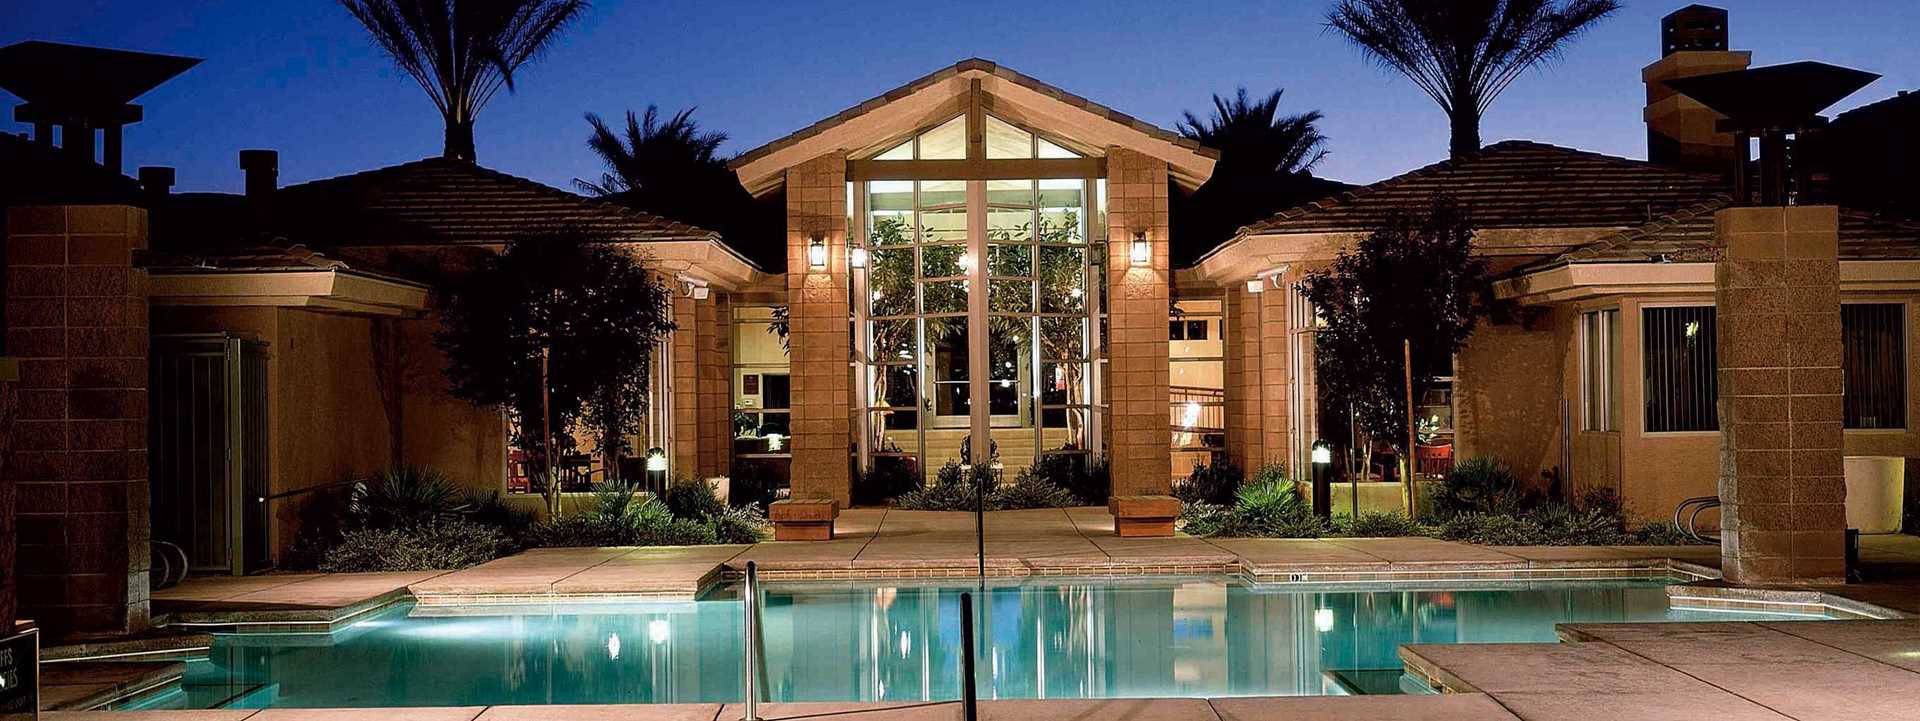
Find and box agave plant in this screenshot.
[346,466,470,531]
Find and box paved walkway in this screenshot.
[1404,619,1920,721]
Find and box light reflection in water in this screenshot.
[163,578,1815,709]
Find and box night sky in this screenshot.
[3,1,1916,195]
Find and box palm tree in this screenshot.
[1178,87,1329,180]
[1173,88,1342,263]
[340,0,588,161]
[1326,0,1620,158]
[575,106,761,253]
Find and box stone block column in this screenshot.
[4,205,151,635]
[1715,205,1847,586]
[1104,147,1172,498]
[1259,277,1293,472]
[1223,286,1264,473]
[699,292,732,480]
[783,153,852,513]
[670,294,699,476]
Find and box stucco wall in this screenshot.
[1454,311,1569,496]
[394,314,507,498]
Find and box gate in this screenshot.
[150,334,271,575]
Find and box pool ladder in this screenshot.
[1674,495,1722,544]
[742,561,766,721]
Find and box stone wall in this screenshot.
[4,205,150,635]
[1223,286,1264,472]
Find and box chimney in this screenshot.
[239,149,278,198]
[1643,5,1750,174]
[137,166,174,197]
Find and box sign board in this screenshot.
[0,625,38,721]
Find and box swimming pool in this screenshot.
[137,576,1822,709]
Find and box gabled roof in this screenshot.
[272,157,723,247]
[728,58,1219,195]
[1525,198,1920,271]
[1236,141,1731,237]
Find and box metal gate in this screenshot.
[150,334,271,575]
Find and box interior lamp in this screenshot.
[1130,231,1151,266]
[808,234,828,269]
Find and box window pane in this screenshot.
[990,279,1032,313]
[1037,137,1080,158]
[988,243,1031,278]
[871,319,915,359]
[1037,246,1086,314]
[921,244,966,279]
[1037,180,1085,244]
[1581,309,1618,431]
[1843,303,1905,429]
[1643,306,1718,432]
[874,140,912,161]
[918,115,966,160]
[984,115,1034,159]
[921,280,968,314]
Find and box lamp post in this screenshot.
[1311,440,1333,520]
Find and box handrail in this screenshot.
[742,560,762,721]
[959,591,979,721]
[1674,495,1722,544]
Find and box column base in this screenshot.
[1108,495,1180,537]
[769,499,840,541]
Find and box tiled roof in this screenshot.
[273,157,720,246]
[728,58,1219,170]
[1530,198,1920,270]
[1238,141,1731,236]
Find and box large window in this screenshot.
[1643,306,1718,433]
[733,306,792,488]
[854,112,1105,483]
[1580,309,1620,431]
[1843,303,1906,429]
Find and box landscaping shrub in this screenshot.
[1430,457,1518,517]
[347,466,469,530]
[1435,513,1545,546]
[1031,454,1109,506]
[852,459,920,506]
[1175,460,1244,506]
[1335,511,1422,537]
[1630,521,1697,546]
[707,505,770,544]
[525,485,718,547]
[993,469,1082,510]
[662,477,726,521]
[464,490,536,538]
[1190,480,1325,538]
[320,520,514,572]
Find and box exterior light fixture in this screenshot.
[1311,442,1333,465]
[849,245,868,269]
[1311,439,1333,520]
[1130,231,1150,266]
[1245,279,1264,294]
[808,234,828,269]
[645,448,668,472]
[957,252,975,271]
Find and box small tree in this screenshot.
[435,229,676,512]
[1297,198,1491,451]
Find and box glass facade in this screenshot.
[853,114,1106,482]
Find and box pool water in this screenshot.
[142,577,1820,709]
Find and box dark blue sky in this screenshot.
[4,1,1915,194]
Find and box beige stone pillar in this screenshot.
[1224,286,1264,473]
[783,153,852,509]
[1104,147,1172,499]
[702,292,732,480]
[1716,205,1847,585]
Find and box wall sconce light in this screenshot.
[1130,231,1151,266]
[849,244,868,269]
[808,233,828,269]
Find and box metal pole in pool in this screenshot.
[975,467,986,580]
[742,560,760,721]
[960,591,979,721]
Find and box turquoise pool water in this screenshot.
[142,577,1820,709]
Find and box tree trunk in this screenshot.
[1448,107,1482,159]
[443,117,477,162]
